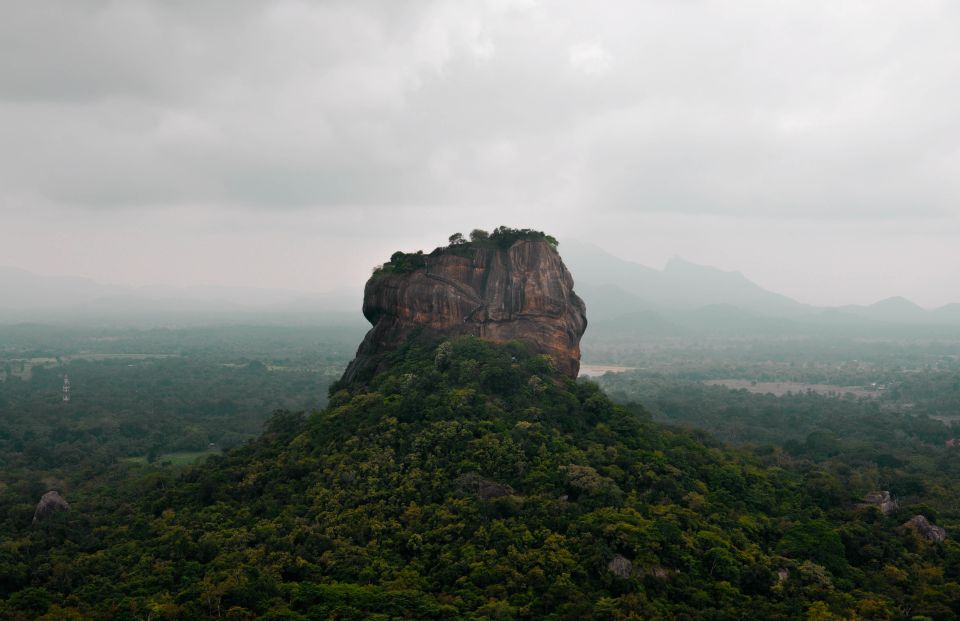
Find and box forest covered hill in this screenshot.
[4,336,960,619]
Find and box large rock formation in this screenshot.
[903,515,947,542]
[342,235,587,382]
[33,490,69,524]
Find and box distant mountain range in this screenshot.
[1,244,957,334]
[559,242,960,336]
[562,242,810,320]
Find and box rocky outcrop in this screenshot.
[903,515,946,542]
[607,554,632,579]
[33,490,69,524]
[342,238,587,382]
[860,491,898,514]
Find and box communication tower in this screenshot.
[62,373,70,403]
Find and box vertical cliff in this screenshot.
[341,233,587,383]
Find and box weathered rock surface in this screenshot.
[903,515,946,542]
[342,239,587,382]
[607,554,632,579]
[860,490,898,515]
[33,490,69,524]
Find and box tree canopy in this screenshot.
[5,336,959,619]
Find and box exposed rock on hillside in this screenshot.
[342,232,587,382]
[903,515,946,542]
[33,490,69,524]
[859,490,898,514]
[608,554,633,579]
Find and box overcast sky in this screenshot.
[1,0,958,307]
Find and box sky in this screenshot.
[1,0,958,308]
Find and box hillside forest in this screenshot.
[1,323,960,619]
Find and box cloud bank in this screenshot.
[1,0,958,306]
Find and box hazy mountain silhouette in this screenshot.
[837,297,936,324]
[561,241,811,318]
[933,303,960,322]
[561,242,960,333]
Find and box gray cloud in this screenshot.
[1,0,958,305]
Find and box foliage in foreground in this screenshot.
[3,338,960,619]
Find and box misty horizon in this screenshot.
[2,235,957,313]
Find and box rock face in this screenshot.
[33,490,69,524]
[607,554,632,579]
[904,515,946,542]
[860,490,898,514]
[342,239,587,382]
